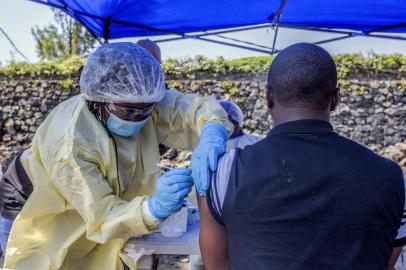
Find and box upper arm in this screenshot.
[394,176,406,247]
[197,193,229,270]
[389,176,406,269]
[197,150,237,270]
[153,90,232,150]
[388,247,402,270]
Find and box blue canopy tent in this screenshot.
[29,0,406,54]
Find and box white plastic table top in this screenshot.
[126,223,201,255]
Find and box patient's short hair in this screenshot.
[267,43,337,110]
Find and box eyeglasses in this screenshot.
[106,103,154,121]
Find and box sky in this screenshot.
[0,0,406,64]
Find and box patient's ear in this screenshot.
[266,86,274,111]
[330,88,340,111]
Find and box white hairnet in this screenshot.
[219,100,244,124]
[80,42,165,104]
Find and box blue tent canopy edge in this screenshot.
[29,0,406,54]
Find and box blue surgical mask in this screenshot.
[107,113,149,137]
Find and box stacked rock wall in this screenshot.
[0,74,405,172]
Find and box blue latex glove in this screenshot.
[191,122,228,196]
[148,168,193,220]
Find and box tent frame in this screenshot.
[29,0,406,55]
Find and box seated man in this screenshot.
[219,100,262,151]
[197,43,406,270]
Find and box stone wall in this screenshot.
[0,74,405,172]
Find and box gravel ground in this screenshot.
[157,255,190,270]
[0,254,189,269]
[1,253,406,269]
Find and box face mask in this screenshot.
[107,113,149,137]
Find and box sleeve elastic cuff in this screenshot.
[141,199,161,230]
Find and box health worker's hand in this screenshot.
[148,168,193,220]
[191,122,228,196]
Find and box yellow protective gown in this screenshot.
[5,90,232,270]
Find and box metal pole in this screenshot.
[314,34,354,45]
[197,37,273,54]
[271,23,280,55]
[155,24,270,43]
[270,0,289,55]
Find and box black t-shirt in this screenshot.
[208,120,406,270]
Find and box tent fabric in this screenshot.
[39,0,406,39]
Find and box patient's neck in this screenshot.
[271,105,330,128]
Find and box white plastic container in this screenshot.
[160,207,188,238]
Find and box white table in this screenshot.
[126,223,201,270]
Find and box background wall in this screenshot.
[1,73,405,172]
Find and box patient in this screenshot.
[197,43,406,270]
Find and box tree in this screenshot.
[32,9,97,60]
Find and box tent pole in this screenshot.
[215,35,274,50]
[195,36,273,54]
[270,0,289,55]
[314,34,354,45]
[279,23,406,38]
[201,25,270,37]
[281,25,406,43]
[155,33,277,53]
[365,33,406,41]
[271,23,280,55]
[155,25,278,52]
[155,24,270,43]
[279,24,355,35]
[103,17,112,43]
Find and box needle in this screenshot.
[156,163,174,171]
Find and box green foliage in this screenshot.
[334,53,406,79]
[390,81,406,94]
[0,56,85,78]
[219,81,233,90]
[228,87,239,96]
[348,84,367,95]
[59,79,74,89]
[167,81,182,89]
[227,56,273,73]
[32,9,97,60]
[162,53,406,79]
[162,55,274,76]
[218,81,240,96]
[234,97,246,104]
[0,54,405,80]
[337,79,351,88]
